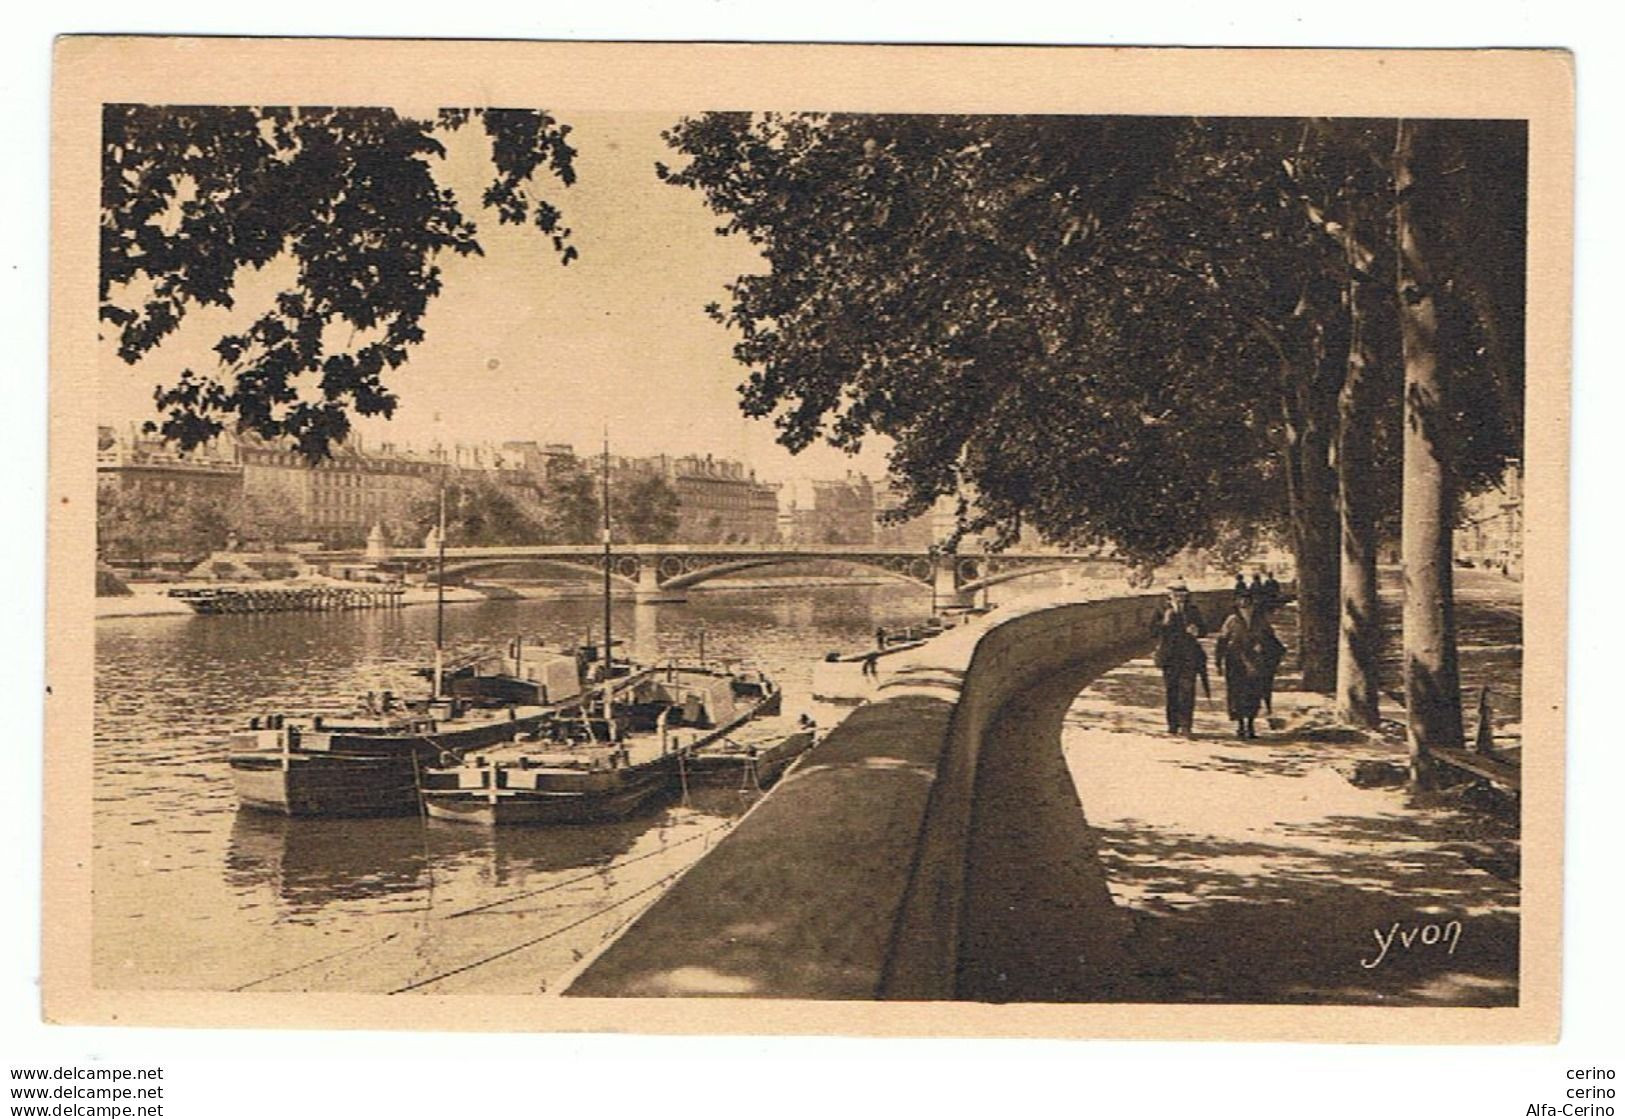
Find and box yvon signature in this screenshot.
[1360,920,1464,969]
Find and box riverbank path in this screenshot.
[1050,579,1521,1006]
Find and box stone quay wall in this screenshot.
[568,585,1234,1000]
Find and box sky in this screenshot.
[97,110,894,484]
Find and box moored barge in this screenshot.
[419,664,784,826]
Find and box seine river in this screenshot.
[92,582,937,994]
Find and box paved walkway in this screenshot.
[1060,602,1520,1006]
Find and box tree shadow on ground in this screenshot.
[1070,659,1317,756]
[1055,594,1520,1006]
[1088,821,1518,1005]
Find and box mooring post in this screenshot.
[1472,685,1497,758]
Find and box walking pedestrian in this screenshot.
[1150,581,1208,736]
[1262,571,1282,609]
[1215,592,1285,739]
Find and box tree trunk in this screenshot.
[1294,438,1340,694]
[1278,345,1341,696]
[1394,119,1465,781]
[1335,218,1382,728]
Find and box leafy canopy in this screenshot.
[612,474,681,544]
[660,113,1281,560]
[102,105,578,460]
[659,113,1525,562]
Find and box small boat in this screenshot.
[419,439,787,827]
[230,462,598,817]
[419,664,784,826]
[230,641,587,817]
[683,717,818,789]
[230,748,425,819]
[418,737,674,826]
[810,615,964,702]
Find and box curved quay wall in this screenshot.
[567,586,1234,1000]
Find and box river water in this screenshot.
[92,582,935,994]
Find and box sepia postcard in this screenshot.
[46,38,1573,1041]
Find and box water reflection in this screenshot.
[223,799,721,915]
[226,812,435,913]
[95,582,937,991]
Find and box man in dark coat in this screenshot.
[1262,571,1282,609]
[1150,581,1208,736]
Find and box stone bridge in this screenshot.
[314,543,1118,605]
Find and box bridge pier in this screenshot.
[634,559,687,603]
[934,557,975,611]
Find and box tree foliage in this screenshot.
[97,483,235,562]
[380,464,680,548]
[612,474,681,544]
[101,105,578,460]
[538,458,603,545]
[659,114,1276,562]
[410,477,544,547]
[234,491,308,550]
[659,113,1524,564]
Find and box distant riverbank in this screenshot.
[95,575,908,619]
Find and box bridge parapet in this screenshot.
[566,583,1233,999]
[312,543,1115,602]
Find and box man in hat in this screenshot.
[1149,580,1208,736]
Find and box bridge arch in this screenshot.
[661,554,933,592]
[957,561,1081,595]
[433,556,637,588]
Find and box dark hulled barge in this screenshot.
[418,665,784,826]
[229,643,586,817]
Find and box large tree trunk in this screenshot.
[1278,343,1341,696]
[1335,219,1382,728]
[1294,437,1340,695]
[1394,119,1465,781]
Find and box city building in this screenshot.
[235,434,447,547]
[615,452,781,544]
[779,473,877,546]
[1455,463,1523,575]
[96,425,243,507]
[499,441,580,485]
[103,425,918,551]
